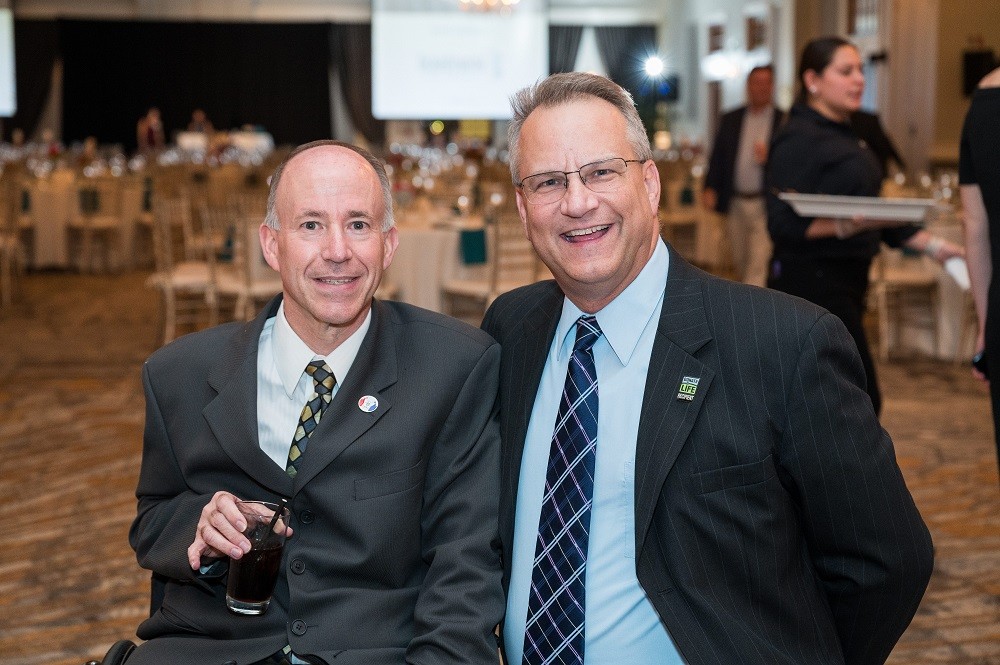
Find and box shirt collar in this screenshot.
[555,237,668,365]
[746,104,774,118]
[271,301,372,397]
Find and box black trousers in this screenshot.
[769,254,881,415]
[985,292,1000,475]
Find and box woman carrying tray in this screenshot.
[766,36,962,415]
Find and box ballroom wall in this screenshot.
[933,0,1000,155]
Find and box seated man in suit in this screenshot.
[127,140,504,664]
[482,72,933,665]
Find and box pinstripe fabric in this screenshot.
[482,246,933,665]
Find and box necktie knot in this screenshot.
[573,315,602,354]
[305,360,335,397]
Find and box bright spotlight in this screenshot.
[644,56,665,78]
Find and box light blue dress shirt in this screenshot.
[504,238,683,664]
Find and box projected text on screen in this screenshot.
[372,1,547,120]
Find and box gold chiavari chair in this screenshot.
[441,211,541,320]
[146,197,217,344]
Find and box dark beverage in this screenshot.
[227,545,283,605]
[226,500,290,615]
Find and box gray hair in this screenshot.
[506,72,653,183]
[264,139,395,232]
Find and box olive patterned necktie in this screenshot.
[285,360,335,478]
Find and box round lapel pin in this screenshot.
[358,395,379,413]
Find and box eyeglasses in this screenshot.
[516,157,645,204]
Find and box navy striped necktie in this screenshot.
[523,315,602,665]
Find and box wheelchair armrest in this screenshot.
[84,639,136,665]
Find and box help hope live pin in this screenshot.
[358,395,379,413]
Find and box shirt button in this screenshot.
[290,559,306,574]
[300,509,315,524]
[291,619,307,636]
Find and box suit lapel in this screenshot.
[509,292,562,451]
[204,296,294,496]
[500,285,562,543]
[634,249,714,553]
[288,300,397,491]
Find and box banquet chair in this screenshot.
[0,174,28,310]
[69,176,128,273]
[146,197,218,344]
[0,234,21,311]
[214,214,283,321]
[871,248,940,360]
[955,289,979,363]
[441,212,540,319]
[180,196,229,262]
[207,163,245,208]
[659,178,700,262]
[119,174,156,269]
[228,189,270,218]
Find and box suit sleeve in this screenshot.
[128,361,217,586]
[704,113,732,210]
[779,312,933,664]
[407,342,504,665]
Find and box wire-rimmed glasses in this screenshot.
[516,157,645,204]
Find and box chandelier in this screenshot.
[458,0,521,12]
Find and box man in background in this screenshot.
[703,65,784,286]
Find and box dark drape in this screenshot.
[330,23,384,147]
[595,26,659,138]
[58,20,331,150]
[594,25,658,92]
[549,26,583,74]
[4,20,59,141]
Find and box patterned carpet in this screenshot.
[0,270,997,665]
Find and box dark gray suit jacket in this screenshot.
[128,296,504,665]
[704,105,786,214]
[481,247,933,665]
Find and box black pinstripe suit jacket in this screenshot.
[481,246,933,665]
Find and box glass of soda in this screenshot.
[225,500,291,615]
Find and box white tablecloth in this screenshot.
[386,225,488,313]
[889,223,973,360]
[28,176,75,269]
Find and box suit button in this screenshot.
[290,559,306,574]
[223,661,237,665]
[291,619,307,636]
[300,509,315,524]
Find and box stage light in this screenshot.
[644,56,665,78]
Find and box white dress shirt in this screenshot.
[256,302,371,469]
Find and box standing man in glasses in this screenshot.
[482,72,932,665]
